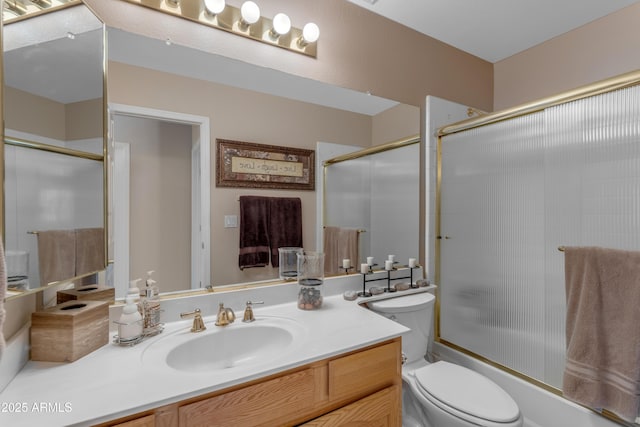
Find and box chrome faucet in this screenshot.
[215,303,236,326]
[180,308,206,333]
[242,301,264,322]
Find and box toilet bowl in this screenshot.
[368,292,523,427]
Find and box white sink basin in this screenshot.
[143,316,307,373]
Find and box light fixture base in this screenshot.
[121,0,318,58]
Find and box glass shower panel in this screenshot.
[544,86,640,386]
[440,84,640,389]
[440,111,547,380]
[324,157,372,258]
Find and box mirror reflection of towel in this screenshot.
[239,196,271,270]
[239,196,303,270]
[269,198,302,267]
[75,228,105,277]
[37,230,76,286]
[323,226,360,276]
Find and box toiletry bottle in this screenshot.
[117,295,143,342]
[127,278,143,315]
[143,270,161,334]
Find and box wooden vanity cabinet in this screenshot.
[101,338,401,427]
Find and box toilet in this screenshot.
[368,292,523,427]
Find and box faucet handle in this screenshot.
[180,308,206,333]
[243,301,264,323]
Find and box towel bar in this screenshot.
[323,226,366,233]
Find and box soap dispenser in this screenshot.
[143,270,162,335]
[117,295,143,342]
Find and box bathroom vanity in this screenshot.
[101,338,401,427]
[0,285,415,427]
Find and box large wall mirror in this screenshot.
[1,2,418,302]
[2,3,107,299]
[106,26,419,297]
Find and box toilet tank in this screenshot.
[368,292,435,363]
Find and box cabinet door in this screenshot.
[179,367,321,427]
[301,385,401,427]
[110,414,155,427]
[328,339,401,403]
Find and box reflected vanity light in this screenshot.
[3,0,79,23]
[120,0,319,57]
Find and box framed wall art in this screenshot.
[216,139,315,190]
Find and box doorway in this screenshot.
[109,104,210,297]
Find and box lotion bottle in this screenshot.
[143,270,161,333]
[117,295,143,341]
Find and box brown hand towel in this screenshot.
[37,230,76,286]
[268,197,302,268]
[239,196,271,270]
[563,246,640,422]
[75,228,105,277]
[323,226,360,276]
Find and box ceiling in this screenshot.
[347,0,640,63]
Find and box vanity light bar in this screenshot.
[121,0,319,58]
[2,0,80,23]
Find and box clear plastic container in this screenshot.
[279,247,303,281]
[297,252,325,310]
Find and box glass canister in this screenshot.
[297,251,325,310]
[279,247,303,281]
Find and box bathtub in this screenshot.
[433,342,621,427]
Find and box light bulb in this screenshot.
[204,0,225,15]
[272,13,291,36]
[302,22,320,43]
[240,1,260,25]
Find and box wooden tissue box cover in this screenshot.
[31,300,109,362]
[57,285,115,304]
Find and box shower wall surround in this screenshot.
[439,84,640,390]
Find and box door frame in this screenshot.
[109,103,211,293]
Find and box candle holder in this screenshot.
[358,272,373,297]
[355,263,423,297]
[340,266,354,275]
[384,268,397,292]
[409,264,420,288]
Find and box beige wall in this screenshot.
[4,86,66,141]
[86,0,494,112]
[372,104,420,146]
[66,98,103,141]
[4,86,102,142]
[494,2,640,110]
[109,61,376,287]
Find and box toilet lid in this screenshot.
[414,361,520,423]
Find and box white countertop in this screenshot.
[0,291,413,427]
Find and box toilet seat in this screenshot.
[414,361,520,425]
